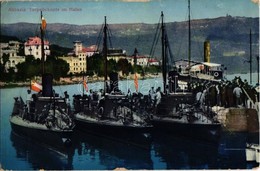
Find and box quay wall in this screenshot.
[213,107,259,132]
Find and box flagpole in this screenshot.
[82,74,84,96]
[40,11,45,75]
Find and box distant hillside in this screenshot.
[1,16,259,73]
[0,35,20,43]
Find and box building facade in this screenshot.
[0,41,25,72]
[59,41,97,74]
[127,55,159,67]
[24,36,50,60]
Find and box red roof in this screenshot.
[24,36,49,46]
[148,59,158,62]
[82,45,97,53]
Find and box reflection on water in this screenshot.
[1,77,259,170]
[152,133,219,169]
[10,131,74,170]
[72,130,153,170]
[8,129,259,170]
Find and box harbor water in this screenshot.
[0,74,259,170]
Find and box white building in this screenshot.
[127,55,159,67]
[0,40,25,72]
[24,36,50,60]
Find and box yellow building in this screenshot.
[59,55,86,74]
[59,41,96,74]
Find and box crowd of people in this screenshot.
[75,76,259,111]
[188,76,259,108]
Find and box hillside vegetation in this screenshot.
[1,16,259,73]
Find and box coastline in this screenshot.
[1,72,259,89]
[0,73,160,89]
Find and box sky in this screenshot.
[1,0,259,25]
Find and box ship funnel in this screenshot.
[109,72,119,93]
[204,40,210,62]
[42,73,53,97]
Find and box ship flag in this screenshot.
[41,17,47,31]
[83,77,88,92]
[134,73,138,92]
[31,80,42,92]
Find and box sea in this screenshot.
[0,73,259,170]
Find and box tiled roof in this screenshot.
[24,36,49,46]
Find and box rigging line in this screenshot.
[165,29,174,61]
[107,25,113,49]
[149,16,161,58]
[152,28,161,58]
[144,23,161,73]
[176,3,189,60]
[144,16,161,73]
[95,23,104,52]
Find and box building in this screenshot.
[0,40,25,72]
[24,36,50,60]
[59,56,87,74]
[107,48,127,62]
[59,41,97,74]
[127,49,159,67]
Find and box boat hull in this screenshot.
[10,117,73,147]
[152,118,221,142]
[74,116,153,143]
[75,117,152,133]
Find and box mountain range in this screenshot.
[1,15,259,73]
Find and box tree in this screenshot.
[117,58,132,75]
[2,53,10,72]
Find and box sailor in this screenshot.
[226,82,234,107]
[127,88,132,98]
[26,89,32,108]
[216,84,221,106]
[89,89,94,100]
[221,82,227,107]
[155,87,162,107]
[64,91,70,105]
[195,88,204,109]
[233,84,243,107]
[209,85,217,106]
[149,87,156,103]
[97,89,103,101]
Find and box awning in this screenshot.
[190,64,204,72]
[202,62,221,67]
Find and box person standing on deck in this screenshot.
[149,87,156,104]
[226,82,234,107]
[233,84,243,107]
[155,87,162,107]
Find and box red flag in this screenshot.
[31,80,42,92]
[41,17,47,31]
[134,73,138,92]
[83,78,88,92]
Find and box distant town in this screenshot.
[0,36,160,86]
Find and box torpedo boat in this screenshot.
[150,11,221,142]
[73,16,152,139]
[10,12,74,146]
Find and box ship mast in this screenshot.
[40,11,45,75]
[103,16,108,94]
[188,0,191,67]
[249,29,252,84]
[161,11,167,94]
